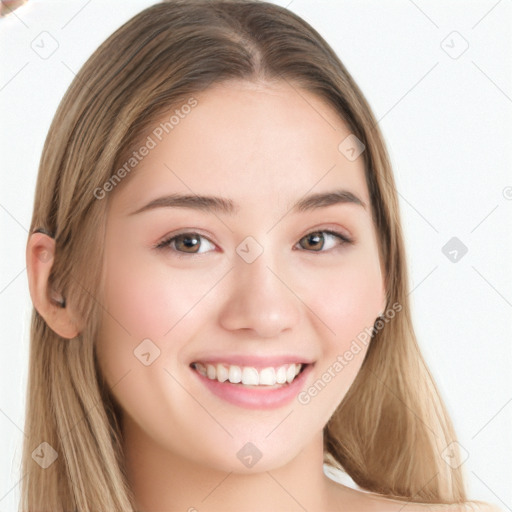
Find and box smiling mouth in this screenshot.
[190,362,308,387]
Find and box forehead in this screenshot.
[111,79,370,215]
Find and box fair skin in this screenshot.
[26,80,464,511]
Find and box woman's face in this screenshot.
[95,79,386,473]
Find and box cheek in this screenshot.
[102,246,211,340]
[96,244,226,377]
[95,248,216,425]
[295,254,382,413]
[305,251,383,352]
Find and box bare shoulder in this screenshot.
[452,501,506,512]
[347,488,504,512]
[416,500,505,512]
[324,476,504,512]
[363,495,505,512]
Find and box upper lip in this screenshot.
[190,354,315,369]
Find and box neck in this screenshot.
[122,414,337,511]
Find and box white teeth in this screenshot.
[241,367,259,385]
[286,365,296,383]
[228,365,242,384]
[206,364,216,380]
[216,363,229,382]
[258,367,276,385]
[275,366,287,384]
[195,362,207,376]
[193,362,304,386]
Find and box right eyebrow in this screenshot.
[128,194,237,216]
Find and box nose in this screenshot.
[218,249,301,338]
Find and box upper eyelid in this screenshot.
[156,230,216,251]
[158,222,353,242]
[156,228,352,251]
[156,229,215,247]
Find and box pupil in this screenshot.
[306,232,323,250]
[180,235,199,252]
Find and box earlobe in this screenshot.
[26,231,80,339]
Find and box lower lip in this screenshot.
[190,364,313,410]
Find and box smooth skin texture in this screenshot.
[27,80,469,511]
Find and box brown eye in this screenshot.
[156,232,216,256]
[297,230,352,252]
[300,231,325,251]
[173,233,201,253]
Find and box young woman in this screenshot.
[23,1,502,510]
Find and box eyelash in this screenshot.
[155,229,353,258]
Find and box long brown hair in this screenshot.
[22,1,472,510]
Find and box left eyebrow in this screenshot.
[292,189,366,212]
[128,188,366,216]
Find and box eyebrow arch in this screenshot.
[128,188,366,216]
[294,189,366,212]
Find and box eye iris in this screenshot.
[302,232,324,251]
[176,234,200,252]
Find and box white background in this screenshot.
[1,0,511,510]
